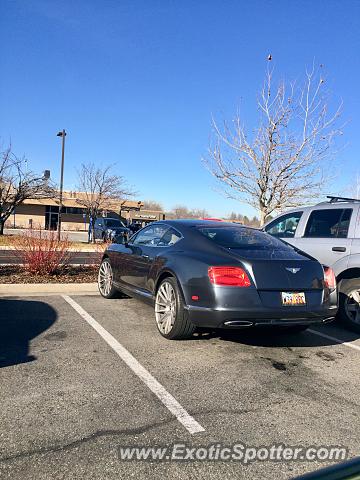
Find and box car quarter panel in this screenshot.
[150,249,237,305]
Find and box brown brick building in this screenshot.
[6,191,165,231]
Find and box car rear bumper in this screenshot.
[185,304,338,328]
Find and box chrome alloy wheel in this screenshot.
[345,288,360,325]
[155,281,176,335]
[98,260,113,297]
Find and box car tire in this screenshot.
[338,278,360,333]
[155,277,195,340]
[98,258,120,299]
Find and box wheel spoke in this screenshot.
[156,300,167,307]
[158,289,168,304]
[164,317,172,334]
[159,312,171,332]
[155,306,167,313]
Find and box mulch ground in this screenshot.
[0,265,98,284]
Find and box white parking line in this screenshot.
[308,329,360,352]
[62,294,205,435]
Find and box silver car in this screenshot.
[264,196,360,332]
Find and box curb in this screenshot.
[0,283,98,296]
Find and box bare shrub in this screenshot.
[12,228,72,275]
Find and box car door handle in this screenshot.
[332,247,346,252]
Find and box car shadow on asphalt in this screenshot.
[193,325,360,348]
[0,299,57,368]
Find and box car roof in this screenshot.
[264,199,360,228]
[271,202,359,216]
[152,219,250,229]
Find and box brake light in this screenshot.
[324,266,336,289]
[208,266,251,287]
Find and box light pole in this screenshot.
[56,129,66,240]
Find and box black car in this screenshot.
[98,220,338,339]
[94,217,130,241]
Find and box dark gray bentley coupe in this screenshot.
[98,220,338,339]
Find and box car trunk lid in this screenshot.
[226,247,323,290]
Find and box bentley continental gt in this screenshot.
[98,220,338,339]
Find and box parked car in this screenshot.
[98,220,337,340]
[94,217,130,241]
[263,196,360,332]
[128,222,142,234]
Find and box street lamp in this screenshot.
[56,129,66,240]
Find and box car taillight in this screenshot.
[324,266,336,289]
[208,266,251,287]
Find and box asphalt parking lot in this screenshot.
[1,294,360,479]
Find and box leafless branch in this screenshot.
[0,144,55,234]
[76,163,134,242]
[204,65,343,225]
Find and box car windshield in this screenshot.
[105,219,125,228]
[197,226,292,250]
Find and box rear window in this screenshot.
[197,226,291,250]
[304,208,352,238]
[105,219,125,228]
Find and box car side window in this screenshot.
[158,227,182,247]
[132,225,169,246]
[132,226,155,245]
[304,208,353,238]
[265,212,303,238]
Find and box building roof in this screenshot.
[22,191,144,210]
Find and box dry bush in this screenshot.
[12,228,73,275]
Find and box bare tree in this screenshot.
[350,172,360,199]
[354,174,360,199]
[191,208,210,219]
[166,205,189,219]
[0,145,54,235]
[143,200,163,211]
[205,65,343,225]
[225,212,260,226]
[167,205,209,219]
[76,163,133,243]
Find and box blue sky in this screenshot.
[1,0,359,217]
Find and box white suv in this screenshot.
[264,197,360,332]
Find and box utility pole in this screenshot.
[56,129,66,240]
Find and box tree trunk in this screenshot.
[92,223,96,244]
[259,209,267,227]
[0,219,4,235]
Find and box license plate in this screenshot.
[281,292,306,306]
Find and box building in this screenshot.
[6,191,165,231]
[120,207,165,226]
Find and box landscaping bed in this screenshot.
[0,265,98,284]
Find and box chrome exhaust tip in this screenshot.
[223,320,254,328]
